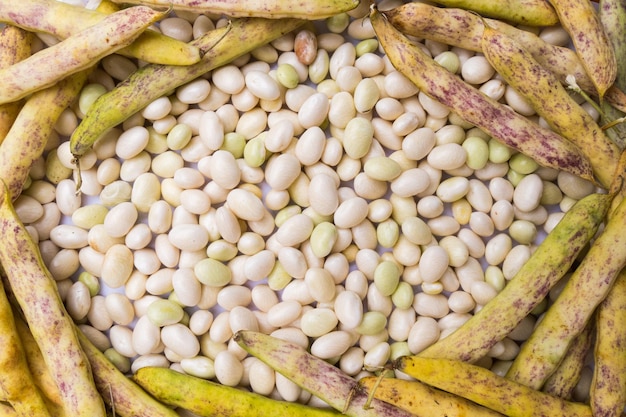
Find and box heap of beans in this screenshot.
[17,0,599,405]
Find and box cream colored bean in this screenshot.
[310,330,353,359]
[413,293,449,318]
[469,211,495,237]
[124,270,147,301]
[490,199,515,231]
[134,248,161,275]
[123,223,151,251]
[339,347,364,377]
[229,306,259,334]
[353,77,380,113]
[356,52,385,77]
[363,341,391,372]
[557,171,596,200]
[245,70,281,101]
[99,180,132,206]
[224,188,264,221]
[115,125,150,160]
[213,350,243,387]
[79,246,104,278]
[105,292,135,326]
[304,267,336,303]
[436,177,469,203]
[387,307,416,342]
[407,316,440,354]
[119,151,151,182]
[166,224,209,252]
[54,179,81,216]
[176,78,211,104]
[447,290,476,314]
[109,325,136,358]
[504,85,535,116]
[48,249,79,281]
[170,268,201,307]
[470,280,498,305]
[336,66,362,93]
[243,250,275,282]
[418,245,449,283]
[65,281,91,321]
[384,70,419,99]
[161,323,200,359]
[512,173,543,212]
[333,196,368,229]
[298,92,329,128]
[212,64,245,94]
[145,268,175,296]
[102,201,137,238]
[489,177,515,201]
[294,126,326,166]
[264,153,301,191]
[267,300,302,328]
[277,247,307,280]
[49,225,88,250]
[502,244,532,280]
[273,213,313,247]
[427,143,467,170]
[87,295,113,331]
[485,233,513,265]
[100,244,134,288]
[427,216,460,236]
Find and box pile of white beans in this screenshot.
[19,0,599,406]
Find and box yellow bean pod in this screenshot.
[383,2,594,95]
[589,267,626,417]
[76,332,180,417]
[109,0,359,19]
[0,5,165,105]
[0,70,88,200]
[134,367,342,417]
[358,376,502,417]
[0,181,106,417]
[0,26,32,143]
[0,0,201,65]
[542,320,593,399]
[481,24,620,188]
[13,316,63,408]
[396,356,593,417]
[0,279,50,417]
[370,7,595,183]
[235,330,416,417]
[548,0,617,99]
[416,192,611,362]
[70,17,305,158]
[428,0,559,26]
[506,193,626,389]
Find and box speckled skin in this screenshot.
[590,268,626,417]
[0,26,33,142]
[0,182,106,417]
[424,0,559,26]
[358,376,503,417]
[371,8,596,183]
[542,320,593,398]
[70,17,305,158]
[506,194,626,390]
[0,278,50,417]
[600,0,626,92]
[549,0,616,98]
[235,330,418,417]
[0,70,88,201]
[0,5,164,105]
[398,357,593,417]
[134,366,343,417]
[417,193,611,363]
[77,332,180,417]
[481,24,620,188]
[385,3,595,100]
[0,0,201,65]
[108,0,360,19]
